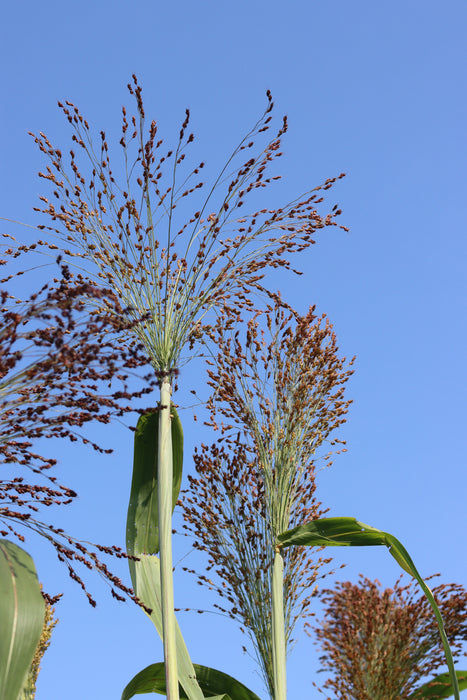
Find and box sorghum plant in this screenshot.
[314,575,467,700]
[24,75,346,699]
[183,302,354,698]
[0,263,157,604]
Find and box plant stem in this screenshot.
[272,548,287,700]
[158,377,179,700]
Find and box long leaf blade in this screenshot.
[125,407,204,700]
[126,405,183,559]
[121,661,261,700]
[0,540,45,700]
[408,671,467,699]
[130,554,205,700]
[277,516,387,548]
[277,517,461,700]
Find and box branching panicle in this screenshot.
[10,75,347,378]
[313,575,467,700]
[183,302,354,696]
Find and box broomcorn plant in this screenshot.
[314,575,467,700]
[183,302,354,698]
[23,76,347,699]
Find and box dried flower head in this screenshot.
[1,262,158,604]
[182,302,354,696]
[24,75,347,380]
[314,575,467,700]
[19,587,59,700]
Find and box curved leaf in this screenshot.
[121,661,183,700]
[126,405,183,559]
[130,554,204,700]
[0,540,45,700]
[192,664,261,700]
[121,661,261,700]
[408,671,467,699]
[277,517,388,548]
[277,517,461,700]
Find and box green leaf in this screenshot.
[0,540,45,700]
[121,661,261,700]
[120,661,188,700]
[130,554,205,700]
[126,405,183,559]
[125,406,204,700]
[408,671,467,698]
[277,517,388,548]
[278,517,462,700]
[192,665,260,700]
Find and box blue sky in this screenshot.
[1,1,466,698]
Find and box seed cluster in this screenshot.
[26,75,346,377]
[0,260,158,604]
[182,302,354,696]
[314,575,467,700]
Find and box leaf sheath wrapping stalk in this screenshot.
[127,395,202,699]
[158,378,179,700]
[272,550,286,700]
[126,404,183,560]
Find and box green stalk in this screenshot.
[158,377,179,700]
[272,548,287,700]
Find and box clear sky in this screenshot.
[1,1,466,698]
